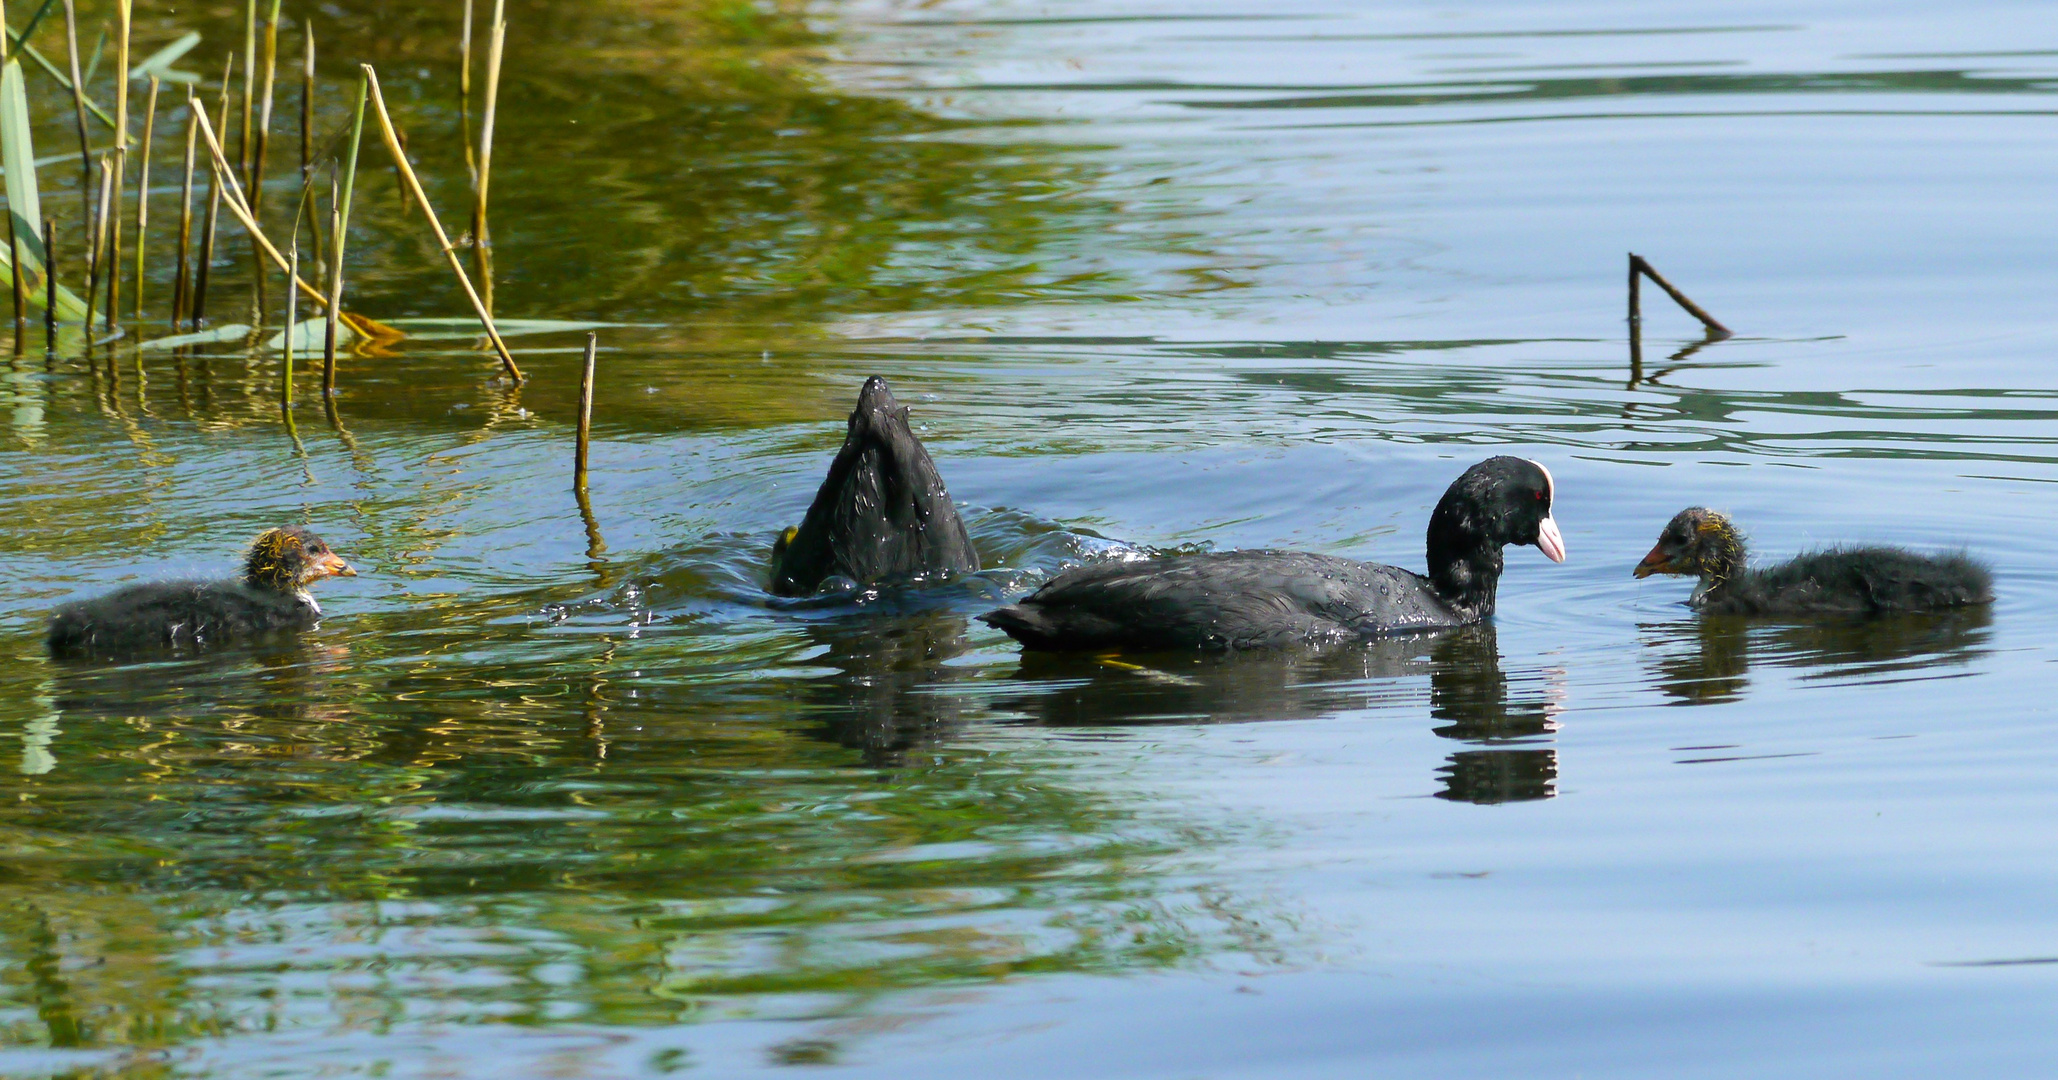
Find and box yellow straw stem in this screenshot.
[360,64,518,380]
[192,103,325,308]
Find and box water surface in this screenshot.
[4,0,2058,1075]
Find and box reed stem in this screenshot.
[171,94,195,326]
[84,152,110,336]
[324,74,365,395]
[282,239,295,405]
[108,0,126,323]
[298,19,324,277]
[323,175,339,393]
[192,103,325,307]
[60,0,89,223]
[574,331,595,491]
[251,0,279,218]
[104,145,120,330]
[1627,253,1732,339]
[132,75,156,321]
[473,0,504,312]
[42,215,53,349]
[194,54,232,328]
[361,65,518,380]
[239,0,255,183]
[460,0,475,185]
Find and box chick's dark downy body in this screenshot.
[1635,507,1991,616]
[48,526,356,659]
[983,456,1566,651]
[770,377,978,597]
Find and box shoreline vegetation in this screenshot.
[0,0,1179,431]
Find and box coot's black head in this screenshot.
[1634,507,1744,582]
[1427,456,1565,563]
[1423,457,1564,614]
[244,527,355,593]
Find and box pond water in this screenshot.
[4,0,2058,1075]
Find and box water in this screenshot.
[4,0,2058,1074]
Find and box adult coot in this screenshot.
[48,526,356,658]
[769,376,979,596]
[1633,506,1991,616]
[981,456,1565,651]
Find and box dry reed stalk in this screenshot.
[61,0,89,222]
[84,153,110,335]
[194,54,232,328]
[239,0,254,181]
[322,177,339,393]
[574,331,595,491]
[459,0,475,185]
[1627,253,1732,339]
[390,125,411,212]
[282,239,295,404]
[132,75,156,320]
[107,0,126,329]
[324,76,365,394]
[192,103,325,306]
[361,64,518,379]
[472,0,504,311]
[171,94,195,325]
[251,0,279,217]
[103,145,120,329]
[42,215,53,347]
[473,0,503,243]
[298,19,324,274]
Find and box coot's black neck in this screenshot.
[1426,536,1503,619]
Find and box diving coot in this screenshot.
[981,456,1565,651]
[1633,507,1991,616]
[769,376,979,596]
[48,526,356,658]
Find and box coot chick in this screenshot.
[981,456,1566,651]
[48,526,356,658]
[769,376,979,596]
[1633,507,1991,616]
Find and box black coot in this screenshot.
[769,376,979,596]
[1633,506,1992,616]
[981,456,1565,651]
[48,526,356,658]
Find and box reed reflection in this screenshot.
[1638,607,1994,706]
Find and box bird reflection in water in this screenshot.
[1638,606,1994,706]
[38,640,361,775]
[800,612,975,766]
[983,623,1562,804]
[1428,626,1562,804]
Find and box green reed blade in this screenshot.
[0,59,88,319]
[129,30,198,81]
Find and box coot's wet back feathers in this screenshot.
[48,526,356,659]
[983,456,1565,652]
[1634,507,1992,616]
[770,377,979,596]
